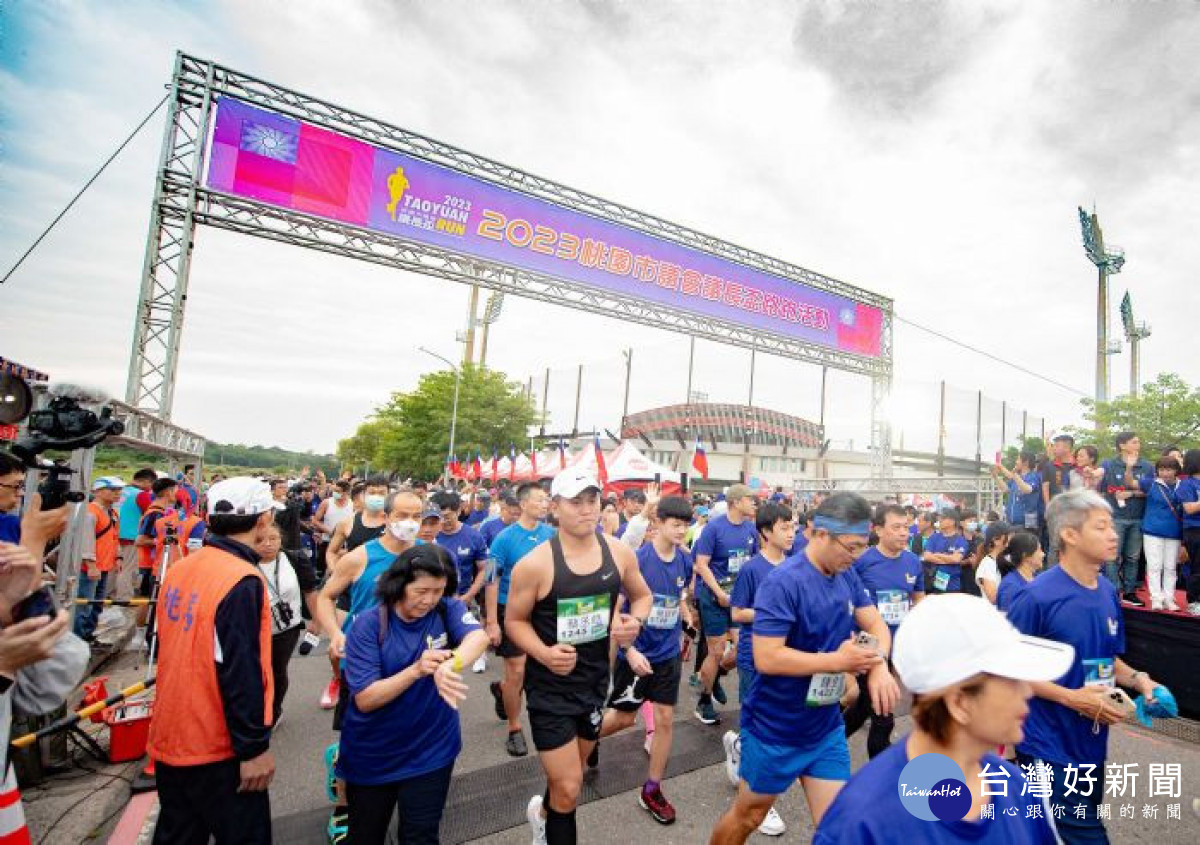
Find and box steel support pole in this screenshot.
[463,284,480,367]
[541,368,550,435]
[572,364,582,435]
[936,380,946,478]
[974,390,983,473]
[621,348,632,429]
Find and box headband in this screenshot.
[812,515,871,536]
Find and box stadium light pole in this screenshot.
[1078,207,1125,404]
[419,346,461,476]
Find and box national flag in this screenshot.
[472,452,483,480]
[530,448,538,479]
[594,434,608,487]
[449,453,461,479]
[692,439,709,480]
[491,448,499,484]
[509,444,517,482]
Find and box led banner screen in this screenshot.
[206,98,882,357]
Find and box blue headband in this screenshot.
[812,515,871,536]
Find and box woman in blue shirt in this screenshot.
[994,530,1042,613]
[1179,449,1200,613]
[338,544,489,844]
[1141,456,1183,611]
[815,594,1072,844]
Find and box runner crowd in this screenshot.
[0,431,1194,844]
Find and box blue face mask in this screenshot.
[364,494,387,512]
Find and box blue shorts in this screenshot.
[698,588,734,638]
[739,725,851,795]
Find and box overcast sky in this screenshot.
[2,0,1198,460]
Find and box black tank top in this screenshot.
[345,512,386,553]
[525,535,621,715]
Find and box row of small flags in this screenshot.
[445,436,709,483]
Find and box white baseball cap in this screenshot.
[551,467,601,499]
[206,476,284,517]
[893,593,1074,694]
[92,476,126,491]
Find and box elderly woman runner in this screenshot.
[336,544,489,844]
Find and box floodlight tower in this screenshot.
[1078,207,1126,403]
[1119,292,1151,397]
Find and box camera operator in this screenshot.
[269,480,320,642]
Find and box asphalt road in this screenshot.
[270,639,1200,844]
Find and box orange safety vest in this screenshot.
[86,502,120,574]
[137,506,180,575]
[178,514,206,557]
[146,545,274,767]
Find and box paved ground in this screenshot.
[16,627,1200,843]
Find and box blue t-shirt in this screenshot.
[343,539,399,632]
[489,521,555,605]
[995,570,1031,613]
[117,486,145,542]
[1141,478,1182,539]
[629,543,693,663]
[436,523,489,596]
[730,552,785,672]
[1178,477,1200,530]
[337,598,482,784]
[1100,457,1155,520]
[787,533,809,557]
[814,739,1056,844]
[464,508,490,527]
[742,554,872,747]
[692,514,758,597]
[1006,473,1043,529]
[853,547,924,632]
[923,532,970,593]
[1007,565,1124,766]
[479,516,512,549]
[0,513,19,544]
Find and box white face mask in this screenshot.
[388,519,419,543]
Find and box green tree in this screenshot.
[1064,373,1200,457]
[339,365,536,479]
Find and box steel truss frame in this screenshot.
[127,52,895,474]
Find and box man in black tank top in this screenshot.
[505,469,652,845]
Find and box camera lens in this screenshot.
[0,372,33,425]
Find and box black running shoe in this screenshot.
[506,729,528,757]
[490,680,507,720]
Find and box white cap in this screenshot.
[92,476,125,491]
[551,467,601,499]
[893,593,1075,694]
[206,476,284,517]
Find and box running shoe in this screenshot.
[1165,598,1180,612]
[298,630,321,656]
[1189,603,1200,617]
[1122,592,1145,607]
[694,696,720,725]
[527,794,548,845]
[319,676,340,710]
[327,810,348,844]
[712,676,728,705]
[472,653,487,673]
[506,729,529,757]
[638,784,676,825]
[490,680,508,720]
[688,673,700,690]
[324,742,339,802]
[722,730,740,786]
[758,806,786,836]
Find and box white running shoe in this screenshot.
[1189,603,1200,617]
[472,653,487,673]
[758,806,786,837]
[722,730,740,787]
[1165,598,1180,612]
[1152,598,1164,611]
[527,794,548,845]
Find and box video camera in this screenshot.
[5,382,125,510]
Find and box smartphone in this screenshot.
[854,631,879,652]
[12,586,60,623]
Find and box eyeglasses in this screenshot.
[0,481,24,492]
[833,536,869,559]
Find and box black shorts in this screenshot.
[137,569,155,598]
[332,670,351,732]
[495,604,524,659]
[607,655,682,710]
[528,707,603,752]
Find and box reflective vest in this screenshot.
[137,507,180,574]
[146,546,274,766]
[178,514,206,556]
[86,502,120,573]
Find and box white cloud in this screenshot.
[2,0,1196,459]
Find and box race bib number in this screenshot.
[1083,657,1115,688]
[876,589,910,626]
[1024,512,1039,530]
[557,594,612,645]
[933,570,951,592]
[806,672,845,707]
[647,594,681,629]
[727,550,749,576]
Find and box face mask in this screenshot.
[966,521,979,532]
[365,494,386,512]
[388,519,419,543]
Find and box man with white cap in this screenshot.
[73,476,124,642]
[504,467,653,845]
[814,593,1072,843]
[146,476,283,844]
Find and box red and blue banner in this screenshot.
[207,98,882,358]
